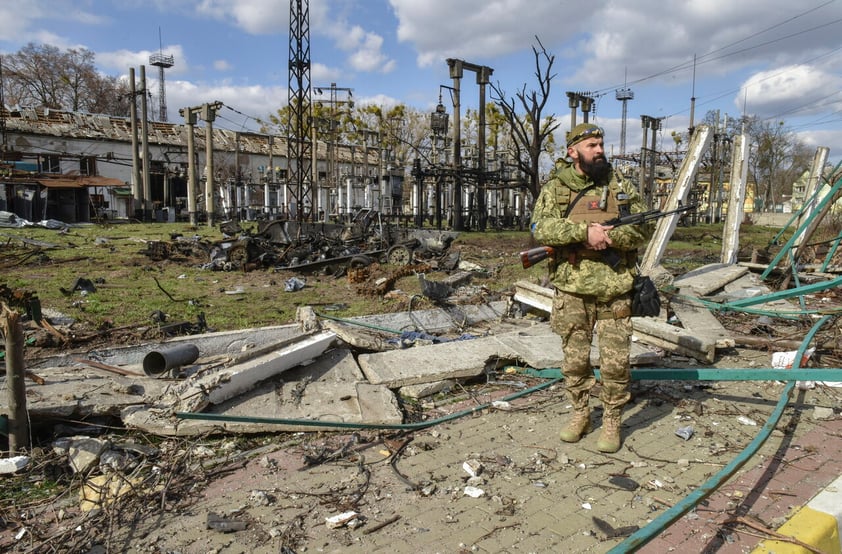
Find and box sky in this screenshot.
[2,0,842,165]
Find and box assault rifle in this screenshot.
[520,203,697,269]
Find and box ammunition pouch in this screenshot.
[632,275,661,317]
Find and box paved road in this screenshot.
[119,364,842,554]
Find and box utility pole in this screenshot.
[129,68,142,219]
[179,106,199,225]
[647,116,661,208]
[639,115,662,206]
[446,58,494,232]
[200,102,223,226]
[181,103,223,226]
[566,92,594,130]
[266,135,274,216]
[476,65,492,231]
[140,65,151,221]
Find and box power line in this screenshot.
[592,2,842,96]
[661,44,842,121]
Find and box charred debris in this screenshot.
[140,209,460,275]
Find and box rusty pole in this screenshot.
[2,304,29,453]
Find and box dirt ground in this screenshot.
[3,228,842,553]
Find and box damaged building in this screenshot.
[0,105,403,224]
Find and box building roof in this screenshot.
[1,105,376,163]
[0,170,127,188]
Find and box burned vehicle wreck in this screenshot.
[143,210,460,274]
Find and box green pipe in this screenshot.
[761,175,842,280]
[521,367,842,382]
[607,314,833,553]
[821,228,842,272]
[177,366,841,430]
[178,375,563,430]
[667,291,842,320]
[722,274,842,308]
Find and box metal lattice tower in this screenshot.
[149,51,174,122]
[616,87,634,157]
[288,0,313,220]
[0,57,6,152]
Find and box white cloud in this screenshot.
[389,0,571,67]
[740,64,842,118]
[346,31,394,73]
[97,45,189,76]
[311,62,342,85]
[214,59,232,71]
[321,17,397,75]
[166,79,287,129]
[194,0,287,34]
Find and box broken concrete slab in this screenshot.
[11,302,513,430]
[670,291,735,350]
[513,279,710,361]
[0,367,168,420]
[357,323,661,388]
[344,300,511,334]
[399,380,456,399]
[512,280,553,314]
[159,330,337,413]
[720,272,795,312]
[630,317,716,364]
[122,348,403,436]
[672,263,749,296]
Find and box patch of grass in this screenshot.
[0,475,63,506]
[0,220,795,338]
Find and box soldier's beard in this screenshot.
[580,156,612,181]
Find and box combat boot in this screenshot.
[559,408,591,443]
[596,410,622,453]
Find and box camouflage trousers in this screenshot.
[550,289,633,412]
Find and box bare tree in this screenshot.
[490,38,561,208]
[1,42,130,116]
[740,116,812,211]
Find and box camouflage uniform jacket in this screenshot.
[530,160,653,302]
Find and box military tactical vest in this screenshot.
[555,172,634,265]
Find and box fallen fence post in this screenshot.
[2,303,29,453]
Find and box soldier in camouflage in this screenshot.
[530,122,653,453]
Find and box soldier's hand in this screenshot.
[585,223,614,250]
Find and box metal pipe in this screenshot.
[143,344,200,376]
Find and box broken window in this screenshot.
[80,156,97,175]
[39,154,61,173]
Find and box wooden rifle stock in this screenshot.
[520,246,555,269]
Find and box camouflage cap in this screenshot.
[566,123,604,148]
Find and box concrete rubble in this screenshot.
[2,261,817,441]
[4,260,842,554]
